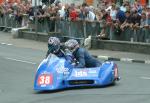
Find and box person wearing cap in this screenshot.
[65,39,101,68]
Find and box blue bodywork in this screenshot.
[34,54,119,91]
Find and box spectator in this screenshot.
[84,7,96,21]
[50,0,55,4]
[94,9,102,21]
[27,7,35,21]
[121,10,132,31]
[97,9,111,39]
[77,5,86,20]
[139,12,148,42]
[120,2,127,12]
[145,6,150,16]
[69,3,78,21]
[57,3,65,19]
[116,6,126,24]
[132,0,142,15]
[125,3,131,12]
[147,13,150,25]
[140,12,147,27]
[113,19,122,36]
[42,0,49,5]
[130,9,141,28]
[110,3,117,21]
[64,4,70,20]
[48,6,57,31]
[76,8,84,20]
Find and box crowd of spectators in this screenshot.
[0,0,150,40]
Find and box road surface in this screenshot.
[0,42,150,103]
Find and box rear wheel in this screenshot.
[113,64,120,82]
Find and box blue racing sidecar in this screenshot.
[34,54,120,91]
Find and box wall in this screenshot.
[91,39,150,54]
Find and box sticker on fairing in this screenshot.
[56,67,69,74]
[55,60,69,74]
[74,70,88,77]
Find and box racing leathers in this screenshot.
[46,46,73,64]
[73,47,101,68]
[46,49,65,58]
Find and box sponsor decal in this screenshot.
[74,70,88,77]
[56,67,69,74]
[88,69,97,74]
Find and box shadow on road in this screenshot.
[33,83,120,94]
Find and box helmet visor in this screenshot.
[48,44,60,53]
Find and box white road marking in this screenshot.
[98,55,109,60]
[1,42,13,46]
[7,44,13,46]
[5,57,36,65]
[145,60,150,64]
[120,58,133,62]
[1,43,6,45]
[140,77,150,80]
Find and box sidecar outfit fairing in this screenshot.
[34,54,119,91]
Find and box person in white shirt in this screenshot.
[110,4,117,21]
[120,3,127,12]
[57,3,65,19]
[84,7,96,21]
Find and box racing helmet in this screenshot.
[48,37,60,53]
[65,39,79,52]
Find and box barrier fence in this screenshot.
[0,14,149,43]
[0,13,22,29]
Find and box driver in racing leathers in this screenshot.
[65,39,101,68]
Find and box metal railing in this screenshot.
[0,14,149,43]
[0,13,24,29]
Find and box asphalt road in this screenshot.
[0,43,150,103]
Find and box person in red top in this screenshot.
[106,11,112,22]
[69,3,78,21]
